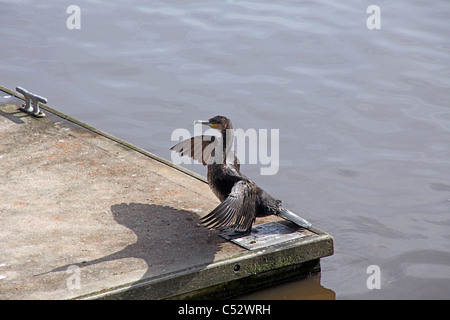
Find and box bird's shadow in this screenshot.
[46,203,224,298]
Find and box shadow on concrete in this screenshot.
[0,105,28,124]
[0,91,28,124]
[107,202,222,272]
[48,203,223,299]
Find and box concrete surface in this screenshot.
[0,86,333,299]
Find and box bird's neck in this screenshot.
[221,127,234,165]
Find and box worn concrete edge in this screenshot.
[171,259,322,300]
[0,85,207,184]
[77,230,333,299]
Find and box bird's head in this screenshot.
[195,115,232,131]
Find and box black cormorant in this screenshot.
[170,115,312,235]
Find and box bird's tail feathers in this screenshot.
[278,208,312,229]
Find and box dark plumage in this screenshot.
[170,115,311,234]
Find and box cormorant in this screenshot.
[170,115,312,235]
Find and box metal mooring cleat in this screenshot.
[16,86,47,118]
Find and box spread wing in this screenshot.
[170,136,218,166]
[201,180,257,232]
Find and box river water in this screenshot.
[1,0,450,299]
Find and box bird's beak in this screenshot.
[195,120,218,129]
[195,120,209,125]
